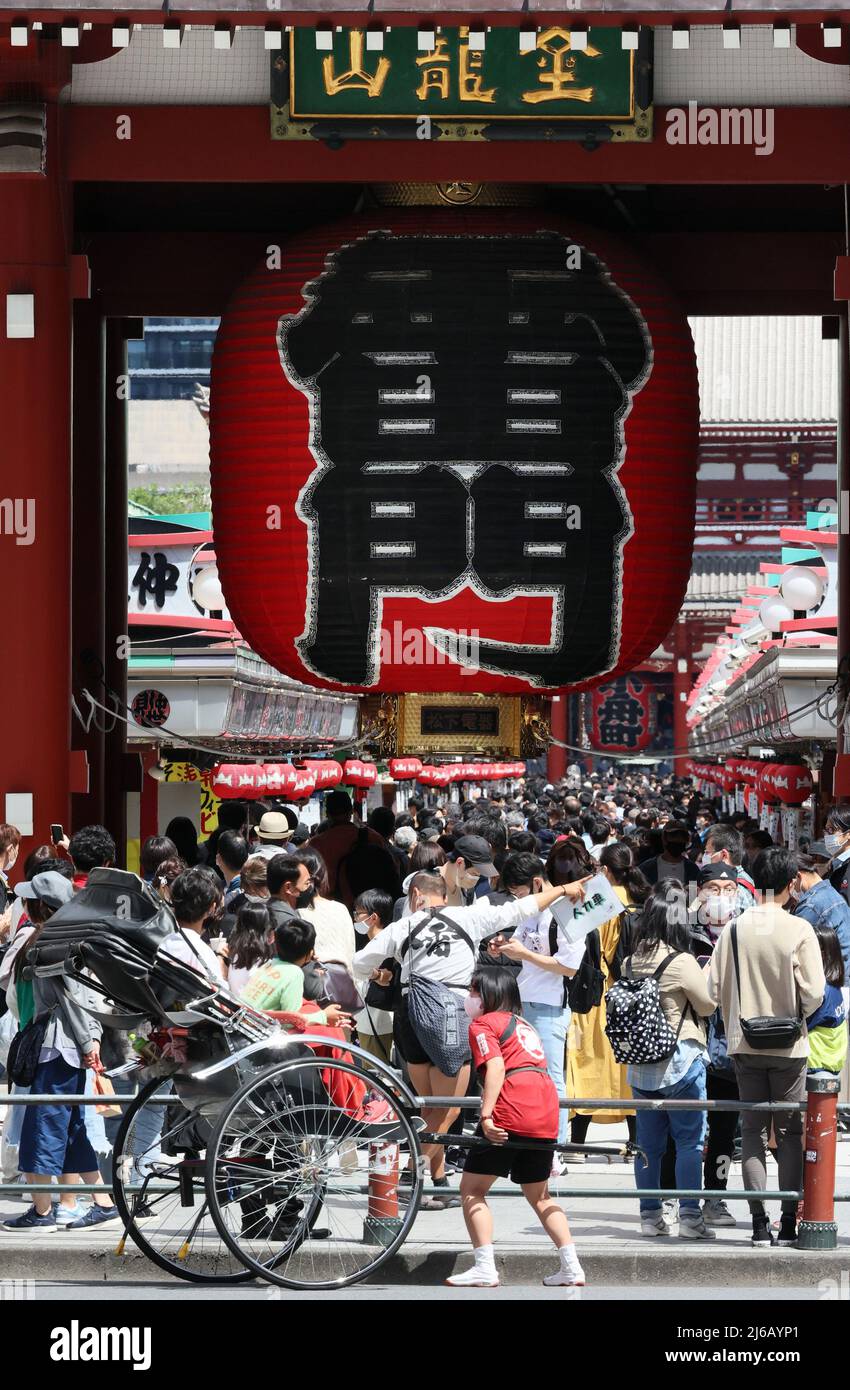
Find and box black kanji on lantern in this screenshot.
[281,232,650,687]
[132,551,179,610]
[595,675,646,750]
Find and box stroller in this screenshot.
[26,868,424,1290]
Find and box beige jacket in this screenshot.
[622,942,716,1046]
[707,902,825,1059]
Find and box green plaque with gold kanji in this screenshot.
[289,27,634,122]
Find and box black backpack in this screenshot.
[337,827,401,902]
[553,924,604,1014]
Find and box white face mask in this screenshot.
[824,832,845,858]
[464,994,484,1020]
[699,852,716,869]
[703,895,735,925]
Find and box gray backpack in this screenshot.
[403,910,474,1077]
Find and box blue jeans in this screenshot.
[523,1001,570,1145]
[632,1059,707,1215]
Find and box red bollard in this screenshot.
[797,1072,840,1250]
[364,1142,403,1248]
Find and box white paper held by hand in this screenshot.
[550,873,624,944]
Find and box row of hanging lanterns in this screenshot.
[212,757,526,798]
[685,758,813,807]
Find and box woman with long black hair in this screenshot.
[447,966,584,1290]
[225,901,272,997]
[623,880,716,1241]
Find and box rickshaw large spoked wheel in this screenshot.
[205,1056,425,1291]
[111,1075,256,1284]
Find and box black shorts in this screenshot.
[462,1128,555,1186]
[392,993,433,1067]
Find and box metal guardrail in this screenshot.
[1,1091,847,1214]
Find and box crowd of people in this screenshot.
[0,765,848,1287]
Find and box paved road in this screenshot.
[22,1281,830,1301]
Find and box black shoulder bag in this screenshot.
[565,928,605,1015]
[730,922,803,1050]
[6,1013,49,1086]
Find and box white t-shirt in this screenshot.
[300,896,356,972]
[513,911,586,1008]
[227,962,261,997]
[158,929,223,983]
[353,895,543,992]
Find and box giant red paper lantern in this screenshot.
[586,674,655,753]
[210,209,699,696]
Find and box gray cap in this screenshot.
[15,870,75,911]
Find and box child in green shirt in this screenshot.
[241,915,349,1029]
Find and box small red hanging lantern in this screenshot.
[770,765,813,806]
[388,757,424,781]
[311,761,343,795]
[756,764,779,804]
[212,763,297,799]
[287,767,316,801]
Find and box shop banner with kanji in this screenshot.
[289,27,634,122]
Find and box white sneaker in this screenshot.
[662,1199,679,1226]
[678,1213,717,1241]
[445,1264,499,1288]
[641,1212,671,1237]
[543,1264,586,1287]
[564,1151,586,1165]
[550,1154,565,1179]
[702,1198,736,1228]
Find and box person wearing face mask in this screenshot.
[446,967,585,1290]
[706,848,825,1248]
[688,807,715,858]
[824,805,850,907]
[791,851,850,979]
[689,863,743,1230]
[639,822,700,887]
[485,852,586,1168]
[701,825,757,910]
[273,848,356,973]
[442,835,500,906]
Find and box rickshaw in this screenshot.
[26,868,426,1290]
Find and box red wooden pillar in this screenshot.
[834,300,850,796]
[0,116,73,853]
[673,620,692,759]
[71,297,106,828]
[547,696,567,784]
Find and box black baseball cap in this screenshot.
[698,862,738,888]
[453,834,498,878]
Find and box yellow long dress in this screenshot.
[567,883,634,1124]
